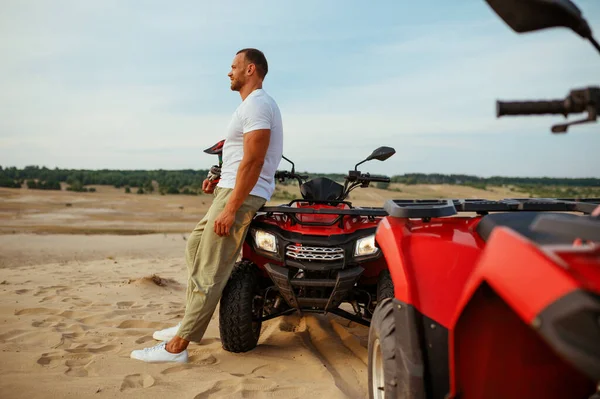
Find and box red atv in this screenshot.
[367,1,600,398]
[204,143,398,352]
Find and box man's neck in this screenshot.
[239,81,263,101]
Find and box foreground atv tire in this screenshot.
[219,261,262,353]
[377,269,394,303]
[369,299,426,399]
[369,299,399,399]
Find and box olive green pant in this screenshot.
[177,187,265,342]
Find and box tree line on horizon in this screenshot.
[1,165,599,196]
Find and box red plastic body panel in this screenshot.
[250,202,383,237]
[449,228,600,398]
[452,283,594,399]
[377,215,599,399]
[454,228,580,325]
[376,216,485,328]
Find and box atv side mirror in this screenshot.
[366,146,396,162]
[355,146,396,171]
[485,0,595,41]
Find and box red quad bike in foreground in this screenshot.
[367,1,600,399]
[204,143,398,352]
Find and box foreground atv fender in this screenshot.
[368,298,426,399]
[219,261,263,353]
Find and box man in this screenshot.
[131,48,283,363]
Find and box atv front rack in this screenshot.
[384,198,600,219]
[260,201,387,227]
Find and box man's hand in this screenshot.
[214,208,236,236]
[202,179,218,194]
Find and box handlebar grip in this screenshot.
[368,175,391,183]
[496,100,567,117]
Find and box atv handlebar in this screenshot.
[496,87,600,133]
[274,170,309,182]
[497,100,569,117]
[366,174,391,183]
[345,171,391,184]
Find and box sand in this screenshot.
[0,183,515,398]
[0,234,370,399]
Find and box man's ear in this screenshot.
[246,63,255,76]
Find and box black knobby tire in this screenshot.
[377,269,395,303]
[219,261,263,353]
[368,299,398,399]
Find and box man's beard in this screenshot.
[230,79,243,91]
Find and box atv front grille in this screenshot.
[285,245,344,261]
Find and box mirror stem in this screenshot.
[589,35,600,55]
[282,155,295,174]
[354,159,367,171]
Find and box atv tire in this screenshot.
[377,269,394,303]
[369,299,399,399]
[369,299,426,399]
[219,261,263,353]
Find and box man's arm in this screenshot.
[213,129,270,236]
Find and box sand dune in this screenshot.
[0,234,370,398]
[0,183,518,398]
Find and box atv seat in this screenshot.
[476,212,581,245]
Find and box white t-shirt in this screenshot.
[217,89,283,201]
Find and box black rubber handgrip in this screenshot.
[368,175,391,183]
[497,100,567,117]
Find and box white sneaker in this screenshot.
[130,342,188,363]
[152,323,181,341]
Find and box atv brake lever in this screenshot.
[552,105,598,133]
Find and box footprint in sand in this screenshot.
[193,378,281,399]
[120,374,156,391]
[38,296,57,303]
[0,329,27,341]
[161,364,194,375]
[31,317,65,328]
[37,352,94,377]
[117,320,165,329]
[65,358,91,377]
[116,301,135,309]
[188,353,218,366]
[65,344,119,354]
[15,307,60,316]
[15,289,30,295]
[250,363,286,377]
[134,336,155,344]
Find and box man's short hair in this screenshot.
[236,48,268,79]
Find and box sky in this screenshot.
[1,0,599,178]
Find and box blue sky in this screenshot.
[1,0,599,177]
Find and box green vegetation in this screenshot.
[512,185,600,199]
[1,166,599,199]
[26,179,61,190]
[0,165,209,195]
[66,180,93,192]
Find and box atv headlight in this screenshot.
[355,234,379,257]
[253,229,278,253]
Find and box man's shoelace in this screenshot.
[144,342,166,353]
